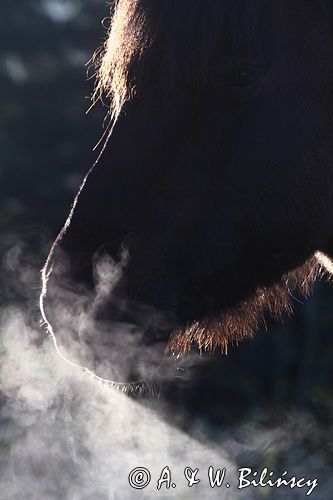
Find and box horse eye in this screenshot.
[223,66,262,90]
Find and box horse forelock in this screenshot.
[92,0,264,118]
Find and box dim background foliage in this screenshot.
[0,0,106,230]
[1,0,333,482]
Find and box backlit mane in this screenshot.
[92,0,263,119]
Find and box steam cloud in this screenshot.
[0,235,332,499]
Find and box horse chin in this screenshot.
[91,253,327,391]
[41,253,328,396]
[167,254,325,357]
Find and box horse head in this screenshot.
[40,0,333,391]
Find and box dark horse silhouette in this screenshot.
[40,0,333,391]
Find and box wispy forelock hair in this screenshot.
[93,0,151,120]
[92,0,263,119]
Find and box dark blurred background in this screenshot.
[1,1,333,495]
[0,0,106,232]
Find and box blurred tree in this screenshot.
[0,0,109,231]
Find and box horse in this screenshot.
[40,0,333,392]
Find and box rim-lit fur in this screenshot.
[168,254,329,356]
[92,0,263,118]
